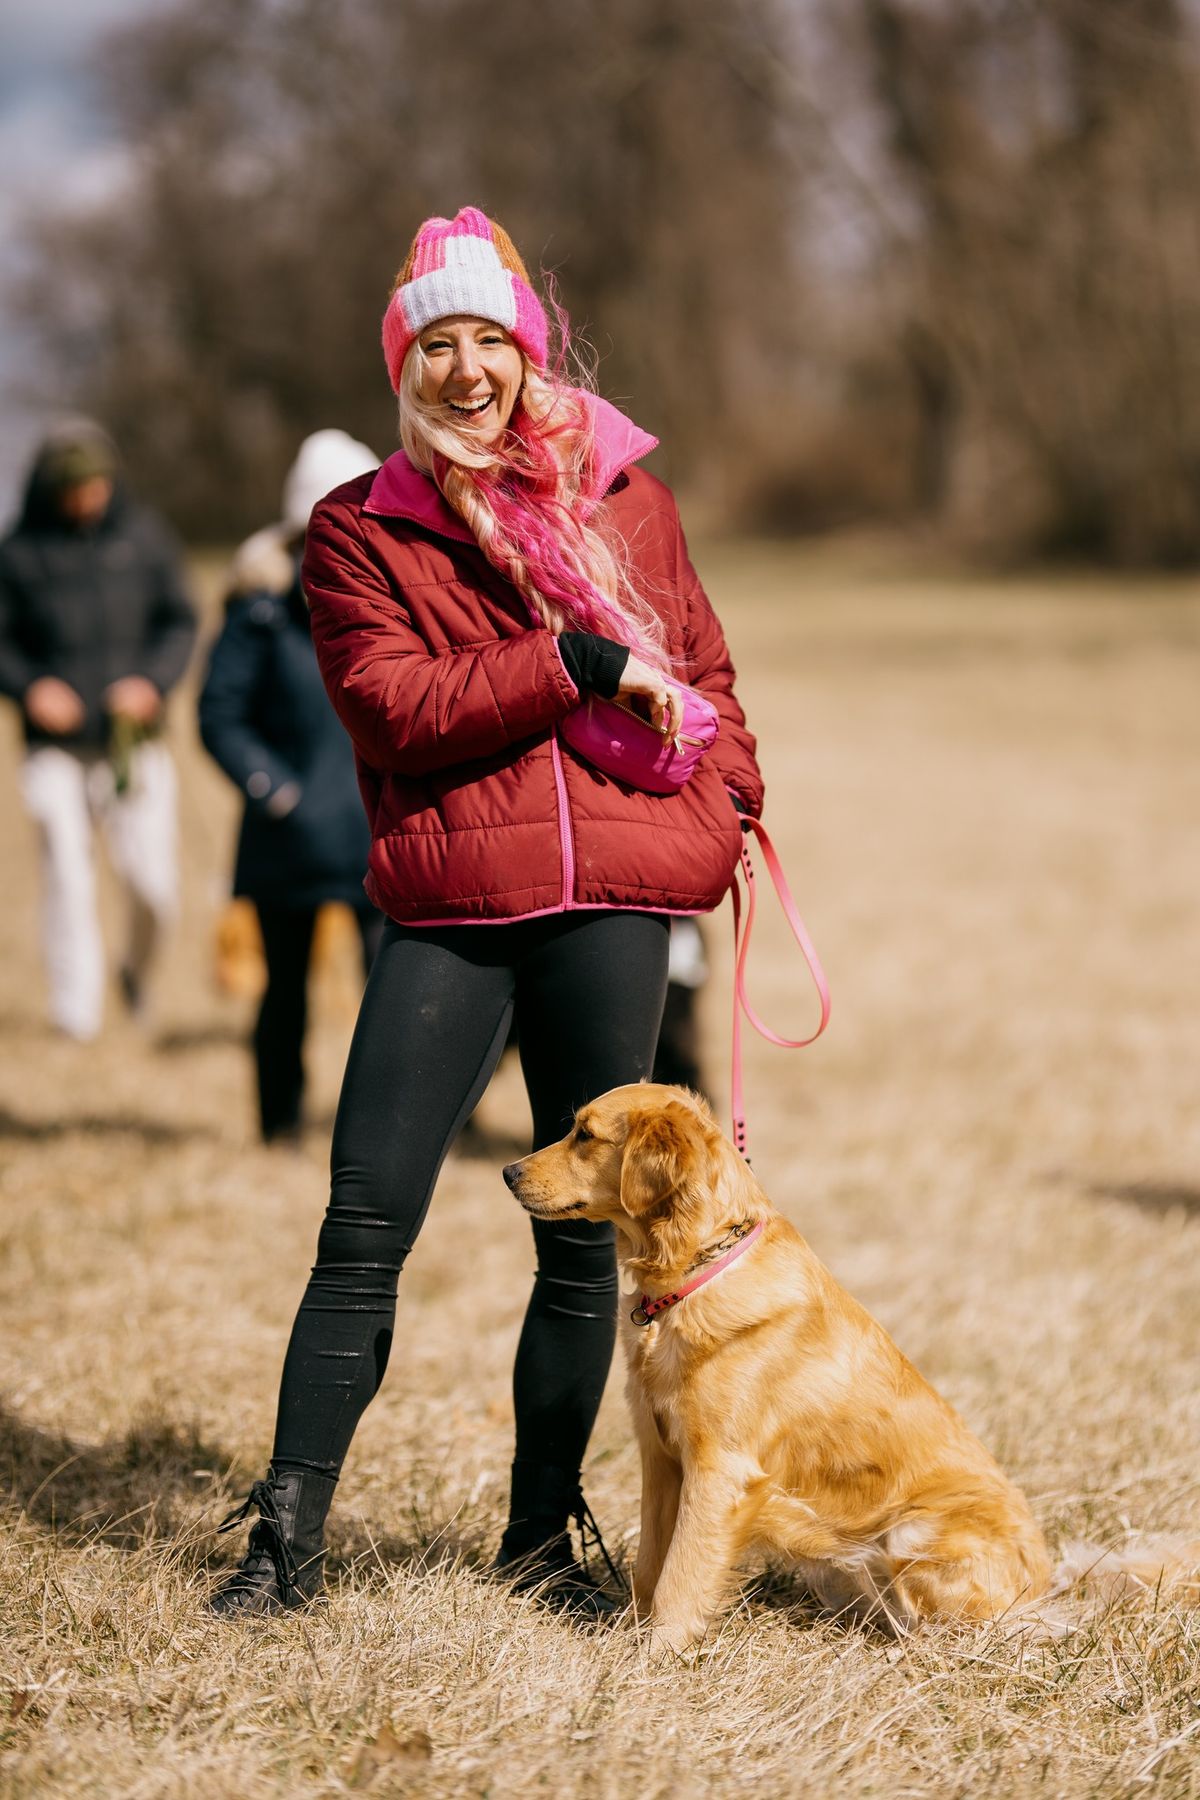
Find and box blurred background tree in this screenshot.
[9,0,1200,561]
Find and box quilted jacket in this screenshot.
[301,397,763,925]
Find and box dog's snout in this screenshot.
[502,1161,522,1192]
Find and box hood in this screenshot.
[363,392,658,540]
[17,418,124,532]
[282,428,380,535]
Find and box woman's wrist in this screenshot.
[558,631,630,699]
[728,789,752,829]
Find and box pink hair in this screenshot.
[398,294,672,672]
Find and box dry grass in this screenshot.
[1,540,1198,1797]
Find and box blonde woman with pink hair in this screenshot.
[212,207,764,1619]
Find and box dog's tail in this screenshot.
[1051,1536,1200,1606]
[997,1536,1199,1641]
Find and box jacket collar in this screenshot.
[362,392,658,542]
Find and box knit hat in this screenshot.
[34,420,119,491]
[281,428,379,534]
[382,206,549,393]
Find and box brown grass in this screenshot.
[1,541,1198,1797]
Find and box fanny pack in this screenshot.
[730,815,831,1161]
[560,685,719,794]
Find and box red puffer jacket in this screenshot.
[302,398,763,925]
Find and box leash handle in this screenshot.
[731,815,831,1159]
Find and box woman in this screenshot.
[199,430,383,1143]
[212,207,763,1617]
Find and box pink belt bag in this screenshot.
[559,684,720,794]
[730,815,831,1161]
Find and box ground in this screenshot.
[1,540,1197,1796]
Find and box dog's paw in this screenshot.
[645,1623,700,1661]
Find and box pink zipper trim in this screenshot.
[366,899,711,928]
[586,445,655,512]
[549,735,576,909]
[362,862,715,926]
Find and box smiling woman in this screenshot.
[210,205,765,1625]
[414,317,524,439]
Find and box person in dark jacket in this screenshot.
[0,421,196,1038]
[211,208,763,1623]
[652,918,712,1098]
[199,430,383,1143]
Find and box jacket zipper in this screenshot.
[550,734,576,909]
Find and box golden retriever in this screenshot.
[503,1082,1052,1652]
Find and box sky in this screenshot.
[0,0,171,518]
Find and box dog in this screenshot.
[213,899,362,1019]
[503,1083,1053,1652]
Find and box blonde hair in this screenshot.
[397,347,671,669]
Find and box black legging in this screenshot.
[272,909,670,1480]
[254,903,383,1140]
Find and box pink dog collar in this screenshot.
[630,1219,766,1328]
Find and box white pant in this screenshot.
[19,742,179,1039]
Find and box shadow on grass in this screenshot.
[743,1565,866,1636]
[154,1020,247,1054]
[0,1404,530,1601]
[1089,1180,1200,1220]
[0,1404,236,1559]
[1,1402,636,1639]
[0,1104,218,1146]
[316,1487,634,1636]
[325,1514,493,1582]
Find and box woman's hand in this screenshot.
[617,656,681,739]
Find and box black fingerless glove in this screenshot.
[558,631,630,699]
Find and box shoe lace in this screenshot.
[217,1479,301,1601]
[573,1488,624,1592]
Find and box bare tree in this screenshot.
[13,0,1200,558]
[11,0,804,538]
[850,0,1200,559]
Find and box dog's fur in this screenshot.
[213,898,361,1019]
[504,1083,1053,1652]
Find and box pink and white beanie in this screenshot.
[382,206,549,393]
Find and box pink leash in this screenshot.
[731,815,831,1160]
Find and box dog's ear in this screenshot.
[619,1099,707,1218]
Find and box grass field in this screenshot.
[1,541,1198,1797]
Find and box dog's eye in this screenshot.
[575,1124,593,1144]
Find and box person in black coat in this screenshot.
[0,420,196,1038]
[199,430,383,1142]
